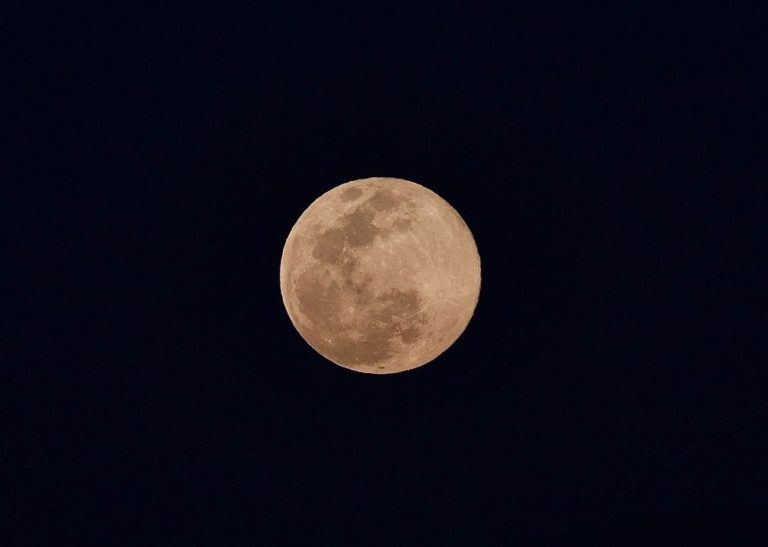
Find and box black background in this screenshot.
[6,3,766,545]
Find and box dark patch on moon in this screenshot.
[334,287,427,367]
[340,256,357,278]
[295,267,341,329]
[312,228,345,263]
[343,208,378,246]
[368,189,403,211]
[340,187,363,202]
[399,326,421,344]
[393,218,412,231]
[311,201,378,268]
[332,333,394,367]
[373,287,421,319]
[313,188,409,265]
[294,263,428,368]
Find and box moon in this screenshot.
[280,177,481,374]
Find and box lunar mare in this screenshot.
[280,177,481,374]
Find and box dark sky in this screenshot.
[7,3,766,545]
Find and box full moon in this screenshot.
[280,177,481,374]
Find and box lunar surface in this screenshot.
[280,177,481,374]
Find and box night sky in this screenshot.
[7,4,766,545]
